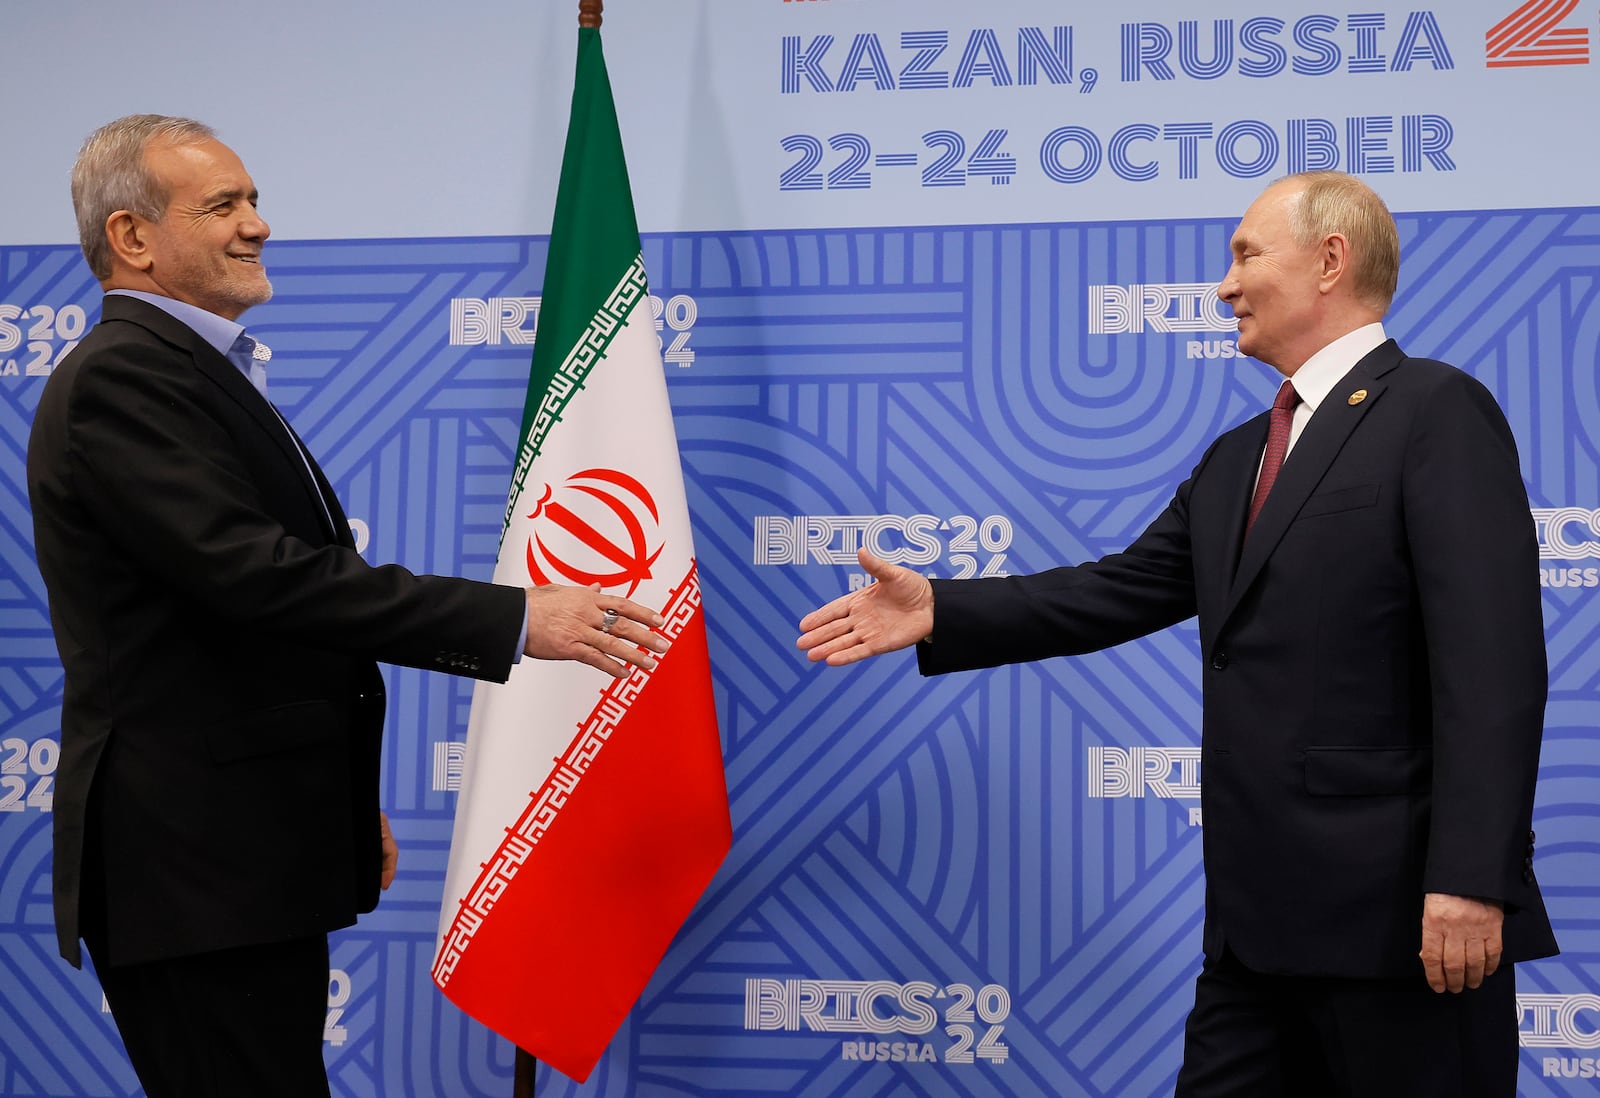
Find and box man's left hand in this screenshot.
[1419,892,1503,993]
[380,811,398,891]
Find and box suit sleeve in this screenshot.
[916,444,1215,676]
[60,334,525,682]
[1403,368,1547,905]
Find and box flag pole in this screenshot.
[513,1044,537,1097]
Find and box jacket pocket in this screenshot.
[1304,745,1430,796]
[1298,482,1380,519]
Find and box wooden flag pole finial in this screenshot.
[579,0,602,28]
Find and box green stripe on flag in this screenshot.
[505,26,646,539]
[501,255,647,537]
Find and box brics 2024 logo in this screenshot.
[1486,0,1591,66]
[1087,283,1243,361]
[1520,993,1600,1079]
[449,294,699,366]
[1088,746,1204,826]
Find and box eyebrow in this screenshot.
[199,187,259,206]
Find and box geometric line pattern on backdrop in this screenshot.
[3,209,1597,1097]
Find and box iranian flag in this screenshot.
[432,24,731,1084]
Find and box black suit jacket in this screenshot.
[919,341,1558,977]
[27,294,526,967]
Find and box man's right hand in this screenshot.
[797,547,934,666]
[1419,892,1504,994]
[524,583,668,679]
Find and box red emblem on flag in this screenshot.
[524,468,664,596]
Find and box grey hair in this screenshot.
[1278,170,1400,313]
[71,115,215,280]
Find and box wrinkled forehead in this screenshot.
[145,137,255,202]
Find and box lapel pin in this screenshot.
[1347,389,1368,406]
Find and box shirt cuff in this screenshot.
[512,602,528,664]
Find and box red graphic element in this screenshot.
[1486,0,1590,67]
[433,566,729,1083]
[525,469,664,597]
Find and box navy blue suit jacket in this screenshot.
[919,341,1558,977]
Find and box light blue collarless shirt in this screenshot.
[108,289,272,395]
[108,288,246,365]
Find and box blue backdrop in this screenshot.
[2,2,1597,1094]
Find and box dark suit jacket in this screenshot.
[27,294,526,967]
[919,340,1558,978]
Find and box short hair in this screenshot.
[1280,171,1400,313]
[71,115,216,280]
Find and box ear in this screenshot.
[1317,232,1350,295]
[103,210,155,273]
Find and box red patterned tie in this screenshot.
[1246,380,1301,535]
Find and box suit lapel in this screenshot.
[1193,416,1269,651]
[1222,341,1404,623]
[275,412,354,547]
[101,296,347,546]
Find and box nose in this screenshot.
[241,208,270,242]
[1217,264,1239,304]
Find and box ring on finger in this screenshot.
[600,608,619,634]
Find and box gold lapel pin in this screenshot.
[1348,389,1368,406]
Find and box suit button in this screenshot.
[1211,653,1229,671]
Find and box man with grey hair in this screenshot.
[798,171,1557,1096]
[28,114,669,1096]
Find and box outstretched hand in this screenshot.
[524,583,669,679]
[797,548,934,665]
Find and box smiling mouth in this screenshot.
[228,254,261,264]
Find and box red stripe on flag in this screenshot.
[435,594,729,1081]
